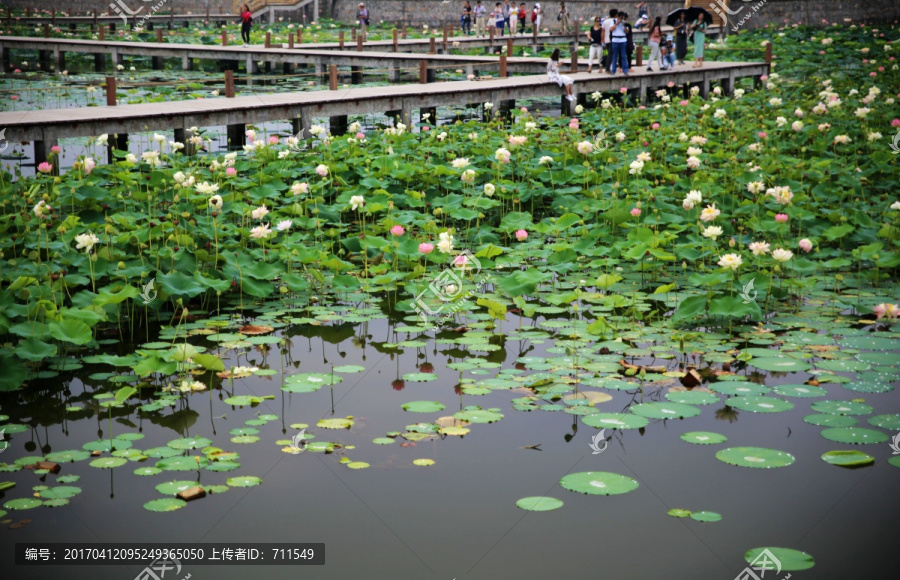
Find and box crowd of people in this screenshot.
[459,1,575,37]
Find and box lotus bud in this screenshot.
[117,261,126,269]
[279,285,289,294]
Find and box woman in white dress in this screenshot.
[547,48,575,101]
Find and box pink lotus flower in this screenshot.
[520,106,528,112]
[879,66,885,71]
[315,164,328,177]
[419,242,434,254]
[356,132,365,139]
[758,131,768,139]
[390,225,405,236]
[760,75,768,81]
[226,167,237,176]
[422,125,430,131]
[679,100,689,106]
[870,72,877,77]
[515,229,528,241]
[630,207,641,217]
[667,81,674,87]
[13,69,20,73]
[775,213,789,223]
[651,123,660,130]
[799,238,813,252]
[268,135,279,145]
[892,119,900,127]
[10,95,18,100]
[50,145,61,154]
[453,254,469,267]
[620,87,628,94]
[37,162,52,173]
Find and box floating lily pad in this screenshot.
[630,402,701,419]
[205,461,241,472]
[155,481,197,495]
[453,408,504,423]
[559,472,639,495]
[156,456,207,471]
[750,357,811,372]
[134,467,163,476]
[167,437,212,450]
[0,424,29,434]
[868,414,900,430]
[582,413,649,430]
[317,417,354,429]
[810,400,873,415]
[89,457,127,469]
[346,461,370,469]
[821,450,875,467]
[820,427,888,445]
[143,498,187,512]
[725,396,794,413]
[772,384,827,398]
[413,458,435,466]
[516,497,564,511]
[667,508,692,517]
[681,431,727,445]
[56,475,80,483]
[226,475,262,487]
[45,450,91,463]
[38,486,81,499]
[665,391,720,405]
[401,373,439,383]
[224,395,267,405]
[402,401,446,413]
[143,446,183,458]
[744,547,814,571]
[438,426,470,436]
[715,447,795,469]
[709,381,771,396]
[690,511,722,522]
[333,365,366,373]
[230,435,260,444]
[803,414,857,427]
[3,498,42,510]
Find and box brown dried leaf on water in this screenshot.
[435,416,470,428]
[239,325,275,336]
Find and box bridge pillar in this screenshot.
[330,116,348,136]
[54,49,65,72]
[314,61,325,84]
[638,77,648,104]
[351,65,363,84]
[227,124,246,150]
[724,70,736,95]
[700,77,710,99]
[112,50,123,69]
[182,55,193,71]
[108,133,128,165]
[388,62,400,82]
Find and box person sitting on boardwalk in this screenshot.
[691,13,708,68]
[586,17,603,73]
[239,4,253,47]
[547,48,575,102]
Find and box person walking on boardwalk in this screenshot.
[532,3,543,33]
[557,2,569,32]
[357,3,369,40]
[691,12,708,68]
[601,8,618,72]
[647,16,663,71]
[461,2,473,35]
[474,1,487,36]
[502,0,512,35]
[608,11,629,76]
[547,48,575,101]
[586,16,603,73]
[239,4,253,47]
[673,12,688,65]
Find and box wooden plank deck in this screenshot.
[0,60,767,147]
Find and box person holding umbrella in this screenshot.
[691,12,708,68]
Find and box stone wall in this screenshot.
[2,0,898,30]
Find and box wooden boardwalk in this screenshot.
[0,59,767,165]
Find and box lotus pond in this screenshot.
[0,22,899,579]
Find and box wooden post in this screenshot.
[490,24,494,42]
[506,38,513,56]
[156,29,163,43]
[93,9,98,27]
[51,10,56,25]
[636,45,642,67]
[356,35,363,51]
[419,60,428,84]
[43,23,49,38]
[443,26,448,52]
[100,25,105,41]
[222,29,227,46]
[298,29,302,44]
[570,50,578,73]
[429,37,436,54]
[265,32,270,48]
[393,29,398,52]
[339,31,344,50]
[289,33,294,48]
[402,27,407,39]
[329,64,337,90]
[764,42,773,65]
[225,70,235,97]
[352,28,357,41]
[499,55,507,77]
[105,76,116,106]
